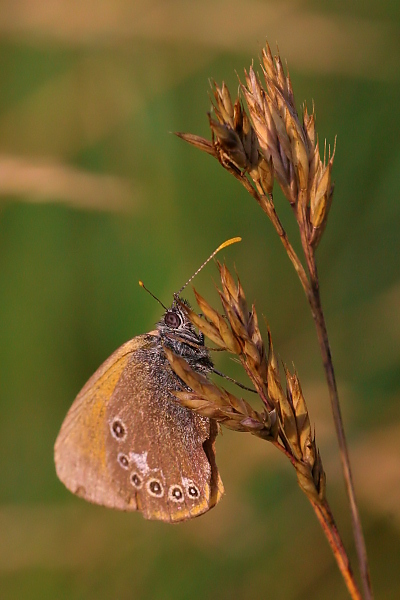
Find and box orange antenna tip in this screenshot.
[215,237,242,252]
[176,236,242,296]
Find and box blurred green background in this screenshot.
[0,1,399,598]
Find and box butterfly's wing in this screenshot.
[104,343,224,522]
[54,336,151,510]
[55,334,224,522]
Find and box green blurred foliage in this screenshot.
[0,1,399,598]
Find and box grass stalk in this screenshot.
[175,39,373,599]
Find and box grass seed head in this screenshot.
[168,266,325,502]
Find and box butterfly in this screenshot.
[54,238,240,522]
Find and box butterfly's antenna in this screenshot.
[139,281,168,310]
[175,236,241,297]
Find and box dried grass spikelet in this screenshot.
[176,80,274,196]
[268,333,326,501]
[176,42,336,250]
[308,137,336,248]
[176,262,271,409]
[168,264,325,503]
[241,42,335,248]
[164,346,274,440]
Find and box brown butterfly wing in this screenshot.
[104,345,224,522]
[54,335,152,510]
[54,334,224,521]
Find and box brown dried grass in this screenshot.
[173,41,374,600]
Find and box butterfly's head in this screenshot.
[158,298,200,343]
[157,298,212,370]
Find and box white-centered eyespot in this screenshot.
[110,418,127,441]
[183,479,200,499]
[147,479,164,497]
[130,472,143,489]
[168,485,184,503]
[117,453,130,470]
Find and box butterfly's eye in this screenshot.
[164,310,182,328]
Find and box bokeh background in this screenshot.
[0,1,399,598]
